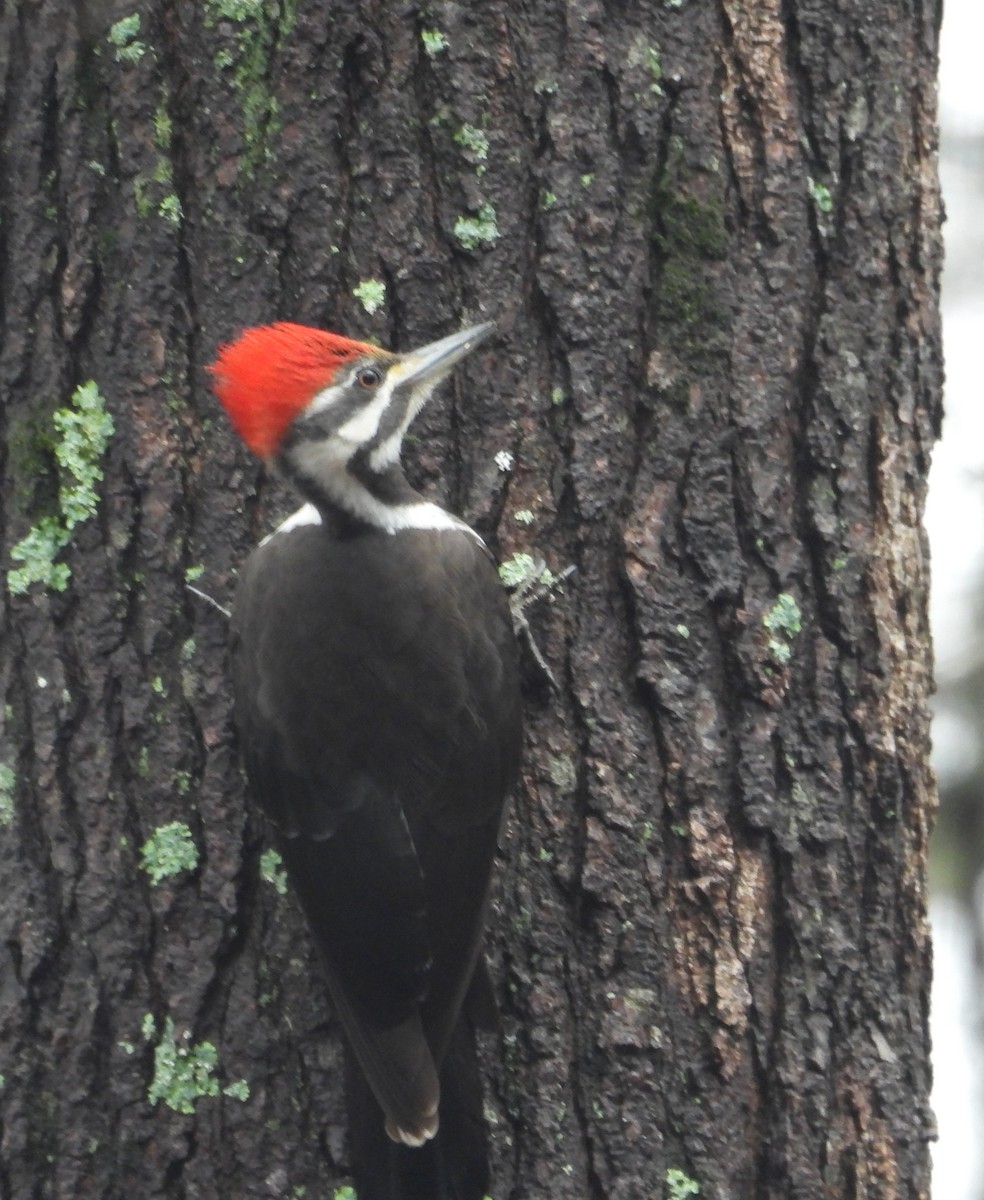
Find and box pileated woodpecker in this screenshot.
[209,320,521,1200]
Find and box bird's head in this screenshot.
[208,321,495,476]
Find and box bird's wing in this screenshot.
[272,787,440,1144]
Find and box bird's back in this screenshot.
[231,518,521,842]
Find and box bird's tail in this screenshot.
[345,1017,489,1200]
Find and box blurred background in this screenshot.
[928,0,984,1195]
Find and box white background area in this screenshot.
[928,0,984,1195]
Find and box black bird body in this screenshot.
[231,518,520,1055]
[211,320,521,1199]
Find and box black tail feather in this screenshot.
[346,1019,489,1200]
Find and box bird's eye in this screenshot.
[357,366,381,389]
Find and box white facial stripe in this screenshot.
[335,379,395,445]
[301,371,402,454]
[305,381,346,417]
[367,379,439,472]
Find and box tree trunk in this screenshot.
[0,2,941,1198]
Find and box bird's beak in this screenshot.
[389,322,496,389]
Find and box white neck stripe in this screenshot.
[262,500,486,544]
[260,502,322,545]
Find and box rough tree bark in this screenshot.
[0,2,941,1198]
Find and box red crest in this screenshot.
[208,322,380,457]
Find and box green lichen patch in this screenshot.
[647,44,664,95]
[260,847,288,895]
[148,1018,218,1112]
[208,0,265,17]
[763,592,802,665]
[133,97,184,226]
[498,552,538,588]
[662,191,729,261]
[352,278,386,315]
[453,204,499,250]
[153,100,172,150]
[0,763,15,826]
[51,380,114,518]
[205,0,297,178]
[145,1016,249,1114]
[807,177,833,214]
[420,29,448,56]
[108,14,146,63]
[139,821,199,885]
[498,552,558,593]
[7,381,114,595]
[454,123,489,173]
[158,193,183,224]
[649,172,730,373]
[7,520,71,594]
[223,1078,251,1101]
[547,753,577,794]
[666,1167,700,1199]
